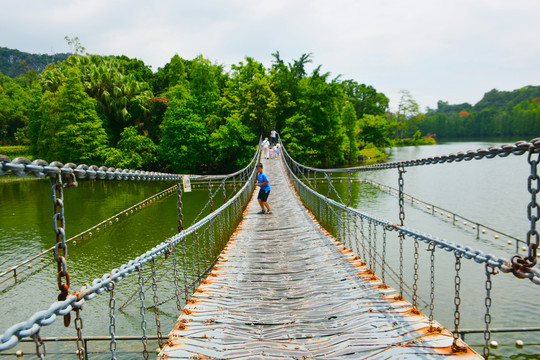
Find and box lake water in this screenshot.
[1,138,539,359]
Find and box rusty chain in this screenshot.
[177,181,184,232]
[512,148,540,275]
[50,172,72,327]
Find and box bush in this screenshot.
[0,145,31,158]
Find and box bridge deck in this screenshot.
[159,158,480,359]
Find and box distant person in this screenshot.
[269,145,274,159]
[255,163,271,214]
[275,143,281,159]
[270,129,277,145]
[262,137,270,159]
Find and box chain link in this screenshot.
[222,178,227,204]
[172,245,183,311]
[138,267,149,360]
[513,149,540,274]
[347,172,352,207]
[397,165,406,299]
[372,223,377,275]
[151,259,164,348]
[412,238,419,311]
[452,252,466,352]
[359,217,366,262]
[50,173,72,327]
[325,172,332,199]
[181,239,189,304]
[74,308,85,360]
[108,282,117,359]
[177,182,184,232]
[32,331,46,360]
[398,165,406,226]
[483,264,496,359]
[428,242,436,328]
[381,227,387,284]
[208,180,214,212]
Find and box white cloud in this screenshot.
[1,0,539,110]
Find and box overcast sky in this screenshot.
[1,0,539,111]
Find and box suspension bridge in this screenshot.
[0,139,539,359]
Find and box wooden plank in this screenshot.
[159,158,481,359]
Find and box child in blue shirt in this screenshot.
[255,163,272,214]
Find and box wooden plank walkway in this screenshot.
[159,158,481,359]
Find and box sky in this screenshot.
[1,0,539,111]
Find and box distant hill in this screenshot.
[420,85,540,137]
[0,46,71,78]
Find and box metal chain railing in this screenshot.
[283,139,540,284]
[280,139,540,358]
[512,148,540,275]
[108,282,117,360]
[451,252,465,352]
[74,309,85,360]
[177,181,184,232]
[483,264,496,359]
[0,155,181,181]
[0,145,261,356]
[50,171,72,327]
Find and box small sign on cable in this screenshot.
[183,175,192,192]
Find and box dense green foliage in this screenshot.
[418,86,540,138]
[0,47,70,78]
[1,49,394,172]
[2,46,538,173]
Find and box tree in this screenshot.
[159,92,209,173]
[103,126,157,169]
[358,114,392,148]
[395,89,420,138]
[268,52,312,131]
[210,114,256,171]
[222,57,278,135]
[35,67,108,163]
[152,54,188,95]
[64,36,85,55]
[0,72,34,144]
[281,68,345,167]
[340,80,389,118]
[342,103,359,164]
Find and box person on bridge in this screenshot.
[270,129,277,145]
[255,163,272,214]
[262,137,270,159]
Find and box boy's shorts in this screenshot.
[258,189,270,202]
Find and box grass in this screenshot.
[0,145,32,159]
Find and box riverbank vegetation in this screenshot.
[1,44,538,173]
[417,86,540,138]
[1,46,402,172]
